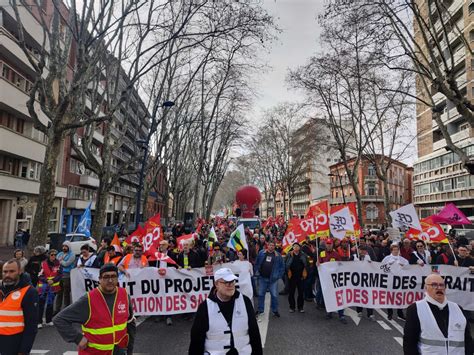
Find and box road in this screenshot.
[30,293,411,355]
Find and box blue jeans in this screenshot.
[258,277,279,313]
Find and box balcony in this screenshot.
[79,175,100,188]
[0,173,40,194]
[361,195,385,202]
[66,199,96,210]
[0,28,35,73]
[364,175,378,181]
[451,128,469,143]
[0,69,49,126]
[433,91,445,104]
[329,196,357,204]
[0,126,46,162]
[92,130,104,144]
[433,138,446,151]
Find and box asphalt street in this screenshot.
[29,292,414,355]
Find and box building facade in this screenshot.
[329,156,413,229]
[0,1,165,244]
[413,0,474,218]
[0,4,67,245]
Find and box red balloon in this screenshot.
[235,185,261,218]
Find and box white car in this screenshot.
[46,233,97,255]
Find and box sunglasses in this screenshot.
[50,254,57,256]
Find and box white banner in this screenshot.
[318,261,474,312]
[71,261,253,315]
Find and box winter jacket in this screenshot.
[254,250,285,283]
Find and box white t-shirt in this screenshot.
[381,254,408,266]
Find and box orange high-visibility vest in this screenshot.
[0,285,30,335]
[121,254,147,270]
[80,287,129,354]
[104,254,122,265]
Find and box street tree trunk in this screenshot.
[91,177,109,241]
[29,133,63,254]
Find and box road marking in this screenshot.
[135,315,149,327]
[394,337,403,347]
[377,320,392,330]
[344,308,361,326]
[63,352,78,355]
[257,293,271,348]
[375,309,404,335]
[30,351,49,354]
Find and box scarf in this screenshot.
[425,293,448,310]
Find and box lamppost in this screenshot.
[328,172,346,204]
[134,100,175,227]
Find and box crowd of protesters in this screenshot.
[1,216,474,329]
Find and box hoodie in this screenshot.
[189,287,262,355]
[57,242,76,276]
[0,274,39,355]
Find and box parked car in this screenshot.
[46,233,97,255]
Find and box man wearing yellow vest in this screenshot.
[53,264,136,355]
[0,258,39,355]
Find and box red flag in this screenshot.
[176,233,197,250]
[406,216,448,244]
[141,213,162,253]
[301,200,330,239]
[125,225,146,245]
[111,233,122,253]
[281,218,306,254]
[146,244,177,265]
[431,203,471,225]
[330,203,361,238]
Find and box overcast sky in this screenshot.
[251,0,324,122]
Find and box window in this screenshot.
[443,178,453,191]
[366,182,376,196]
[470,2,474,14]
[367,205,379,220]
[368,164,376,176]
[20,162,28,178]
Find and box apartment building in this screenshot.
[329,156,413,228]
[0,4,68,245]
[0,2,164,244]
[413,0,474,218]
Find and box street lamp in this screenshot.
[134,100,175,227]
[328,172,346,204]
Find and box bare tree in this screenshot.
[327,0,474,172]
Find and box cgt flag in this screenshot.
[228,224,248,252]
[302,200,330,240]
[282,218,306,254]
[125,225,146,246]
[177,233,197,250]
[431,203,471,225]
[329,206,354,240]
[76,201,92,237]
[406,216,449,244]
[390,204,422,231]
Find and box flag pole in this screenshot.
[447,240,458,264]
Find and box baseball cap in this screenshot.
[214,268,238,282]
[325,239,334,245]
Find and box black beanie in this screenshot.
[99,263,118,277]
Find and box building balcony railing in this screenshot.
[361,195,385,202]
[329,196,357,204]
